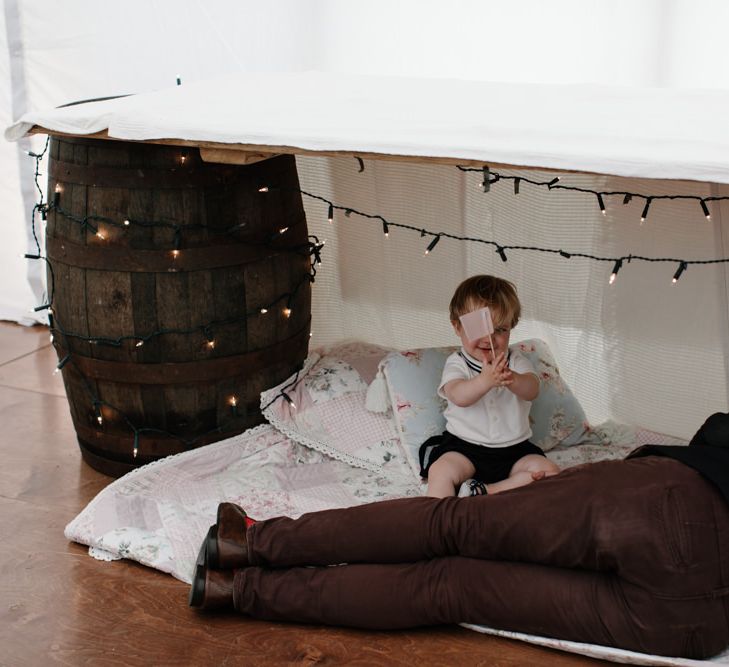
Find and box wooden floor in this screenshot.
[0,321,609,666]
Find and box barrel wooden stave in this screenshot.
[47,137,310,475]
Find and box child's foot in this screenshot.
[458,478,488,497]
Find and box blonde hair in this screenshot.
[449,275,521,329]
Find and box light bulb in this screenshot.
[672,262,687,283]
[609,259,623,285]
[640,198,651,223]
[424,236,440,255]
[282,392,296,409]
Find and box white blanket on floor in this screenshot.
[64,423,728,666]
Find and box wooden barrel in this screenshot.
[46,137,311,477]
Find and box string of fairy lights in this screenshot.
[24,139,318,457]
[274,162,729,286]
[458,164,725,221]
[456,165,729,283]
[23,139,729,461]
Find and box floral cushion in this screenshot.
[261,342,408,473]
[379,339,603,479]
[517,339,601,449]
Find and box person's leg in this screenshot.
[233,555,726,658]
[509,452,560,477]
[246,457,724,588]
[231,457,729,656]
[425,451,475,498]
[236,557,615,634]
[480,453,560,494]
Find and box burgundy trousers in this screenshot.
[233,457,729,659]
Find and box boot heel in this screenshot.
[188,562,206,607]
[189,530,210,607]
[206,524,220,569]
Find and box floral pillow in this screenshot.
[517,339,602,449]
[261,342,407,472]
[376,339,603,479]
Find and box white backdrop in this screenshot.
[3,0,729,437]
[7,0,729,323]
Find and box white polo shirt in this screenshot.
[437,347,537,448]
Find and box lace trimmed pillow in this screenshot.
[261,342,408,473]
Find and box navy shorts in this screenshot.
[419,431,546,484]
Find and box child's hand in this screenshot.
[480,352,513,389]
[492,352,513,387]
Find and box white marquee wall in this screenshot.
[6,0,729,324]
[3,0,729,437]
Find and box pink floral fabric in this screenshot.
[261,342,410,472]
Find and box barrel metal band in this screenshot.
[74,419,255,455]
[45,234,307,272]
[59,319,311,384]
[49,159,241,189]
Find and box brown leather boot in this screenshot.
[207,502,250,569]
[188,561,235,610]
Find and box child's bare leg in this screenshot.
[486,454,560,494]
[425,452,475,498]
[511,453,560,478]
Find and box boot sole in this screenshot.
[189,526,213,607]
[206,524,220,569]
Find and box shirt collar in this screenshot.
[458,347,511,373]
[458,348,483,372]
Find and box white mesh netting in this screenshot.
[297,156,729,440]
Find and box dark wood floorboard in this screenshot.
[0,321,609,666]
